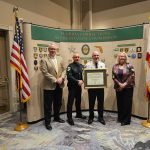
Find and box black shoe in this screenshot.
[88,119,93,124]
[75,115,86,119]
[117,119,121,123]
[67,119,74,125]
[54,118,65,123]
[98,118,106,125]
[121,122,130,126]
[45,124,52,130]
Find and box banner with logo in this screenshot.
[23,23,147,122]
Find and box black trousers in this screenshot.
[116,88,133,123]
[88,88,104,119]
[44,85,62,125]
[67,87,82,119]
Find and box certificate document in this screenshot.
[87,72,103,85]
[84,69,107,88]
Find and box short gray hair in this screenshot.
[48,42,58,50]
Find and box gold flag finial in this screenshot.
[13,6,19,17]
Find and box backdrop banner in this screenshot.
[23,23,147,122]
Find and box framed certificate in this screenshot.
[83,69,107,89]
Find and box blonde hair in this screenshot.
[116,52,129,64]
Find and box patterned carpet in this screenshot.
[0,112,150,150]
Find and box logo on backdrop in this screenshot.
[94,46,103,53]
[81,44,90,55]
[68,45,76,53]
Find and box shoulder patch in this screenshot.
[67,66,71,71]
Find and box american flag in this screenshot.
[10,16,31,102]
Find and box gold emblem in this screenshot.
[39,47,43,52]
[33,53,38,59]
[82,44,90,55]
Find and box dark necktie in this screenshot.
[95,63,98,68]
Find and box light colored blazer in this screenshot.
[40,55,66,90]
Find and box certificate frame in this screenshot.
[83,69,107,89]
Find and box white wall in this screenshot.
[93,0,150,29]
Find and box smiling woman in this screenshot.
[112,52,135,126]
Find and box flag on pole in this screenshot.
[146,24,150,99]
[10,16,31,102]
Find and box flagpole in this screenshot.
[13,6,28,131]
[15,74,28,131]
[148,98,150,121]
[142,95,150,128]
[18,75,22,123]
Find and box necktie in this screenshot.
[95,62,98,68]
[53,58,58,73]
